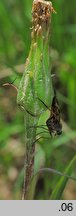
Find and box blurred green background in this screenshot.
[0,0,76,200]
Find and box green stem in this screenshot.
[17,0,54,200]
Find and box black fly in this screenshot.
[46,94,62,136]
[38,90,62,137]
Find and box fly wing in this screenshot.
[51,96,61,122]
[50,95,62,135]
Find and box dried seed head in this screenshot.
[32,0,53,37]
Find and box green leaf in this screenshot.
[50,155,76,200]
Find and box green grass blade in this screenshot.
[50,155,76,200]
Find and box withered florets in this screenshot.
[32,0,55,37]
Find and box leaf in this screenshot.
[50,155,76,200]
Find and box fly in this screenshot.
[37,90,62,136]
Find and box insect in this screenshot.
[2,76,62,136]
[37,90,62,137]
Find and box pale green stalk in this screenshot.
[17,0,54,200]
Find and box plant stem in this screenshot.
[17,0,54,200]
